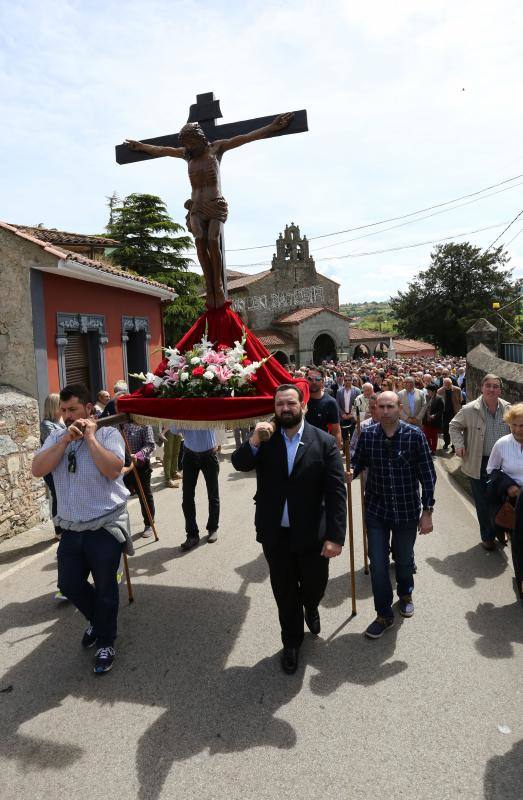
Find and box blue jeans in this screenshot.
[365,513,418,619]
[469,456,496,543]
[57,528,123,646]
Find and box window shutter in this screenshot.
[64,332,90,391]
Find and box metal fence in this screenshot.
[503,342,523,364]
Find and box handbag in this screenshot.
[494,500,516,530]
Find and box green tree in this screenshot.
[107,193,192,277]
[107,193,204,343]
[389,242,522,355]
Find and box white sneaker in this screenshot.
[142,526,154,538]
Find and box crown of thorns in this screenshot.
[179,123,208,144]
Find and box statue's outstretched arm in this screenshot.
[216,112,295,154]
[124,139,186,159]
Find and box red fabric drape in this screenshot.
[118,303,308,423]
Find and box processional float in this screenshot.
[104,92,359,607]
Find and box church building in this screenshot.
[227,223,351,365]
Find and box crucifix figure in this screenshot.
[116,92,308,308]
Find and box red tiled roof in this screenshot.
[393,338,435,352]
[226,269,249,279]
[11,224,119,248]
[227,270,272,290]
[0,221,176,296]
[276,306,350,324]
[348,327,386,340]
[256,329,293,348]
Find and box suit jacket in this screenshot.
[231,421,347,552]
[437,385,462,416]
[397,388,426,425]
[336,386,361,416]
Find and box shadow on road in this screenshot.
[0,581,302,800]
[466,601,523,659]
[323,567,374,608]
[307,622,407,695]
[484,739,523,799]
[426,544,508,589]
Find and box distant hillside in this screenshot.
[340,301,397,334]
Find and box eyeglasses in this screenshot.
[307,376,323,382]
[68,451,77,473]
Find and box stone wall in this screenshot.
[230,271,339,330]
[467,343,523,403]
[0,227,45,397]
[0,386,49,540]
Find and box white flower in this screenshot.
[203,370,214,380]
[190,356,201,365]
[180,372,189,382]
[144,372,163,388]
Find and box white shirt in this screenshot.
[486,434,523,485]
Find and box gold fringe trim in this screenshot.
[128,414,272,430]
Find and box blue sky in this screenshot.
[1,0,523,303]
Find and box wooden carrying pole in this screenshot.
[119,427,159,542]
[355,410,369,575]
[344,436,357,615]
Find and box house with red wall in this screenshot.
[0,222,176,410]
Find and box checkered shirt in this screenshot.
[122,423,155,459]
[38,426,129,523]
[352,421,436,522]
[482,399,510,456]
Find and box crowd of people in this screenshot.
[32,354,522,676]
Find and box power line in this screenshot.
[227,222,507,268]
[185,172,523,255]
[311,181,523,253]
[484,208,523,252]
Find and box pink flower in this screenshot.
[165,368,179,382]
[215,365,233,384]
[202,350,227,366]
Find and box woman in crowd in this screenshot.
[487,403,523,601]
[40,393,66,538]
[422,384,444,455]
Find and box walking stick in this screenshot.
[122,552,134,603]
[356,409,369,575]
[344,436,357,615]
[120,427,159,542]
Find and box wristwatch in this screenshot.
[422,507,434,514]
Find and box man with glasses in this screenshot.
[450,374,510,550]
[349,391,436,638]
[32,383,131,674]
[305,367,342,449]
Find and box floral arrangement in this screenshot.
[132,328,269,398]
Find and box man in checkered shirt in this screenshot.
[32,383,131,675]
[350,391,436,639]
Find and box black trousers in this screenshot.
[263,530,329,648]
[182,448,220,535]
[123,461,155,525]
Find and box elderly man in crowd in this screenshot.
[450,374,510,550]
[437,377,462,452]
[397,376,426,427]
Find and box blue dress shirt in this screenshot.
[250,420,305,527]
[170,427,217,452]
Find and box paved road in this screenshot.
[0,437,521,800]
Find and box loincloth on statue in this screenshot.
[184,197,228,233]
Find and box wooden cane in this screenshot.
[344,436,357,615]
[356,409,369,575]
[122,552,134,603]
[120,427,159,542]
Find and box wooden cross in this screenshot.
[115,91,308,164]
[115,92,308,304]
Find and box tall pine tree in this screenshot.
[107,193,204,343]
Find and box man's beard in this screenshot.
[275,410,303,429]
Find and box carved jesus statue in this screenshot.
[125,112,294,308]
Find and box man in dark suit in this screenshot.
[336,375,361,443]
[232,384,347,674]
